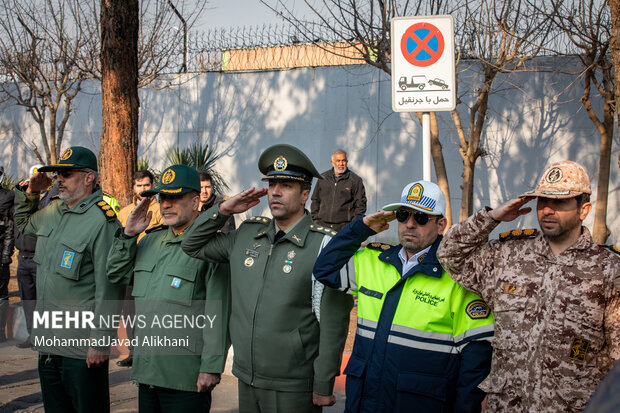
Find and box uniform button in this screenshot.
[433,267,438,272]
[212,213,217,217]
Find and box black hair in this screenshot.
[134,170,154,184]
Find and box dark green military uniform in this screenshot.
[182,145,353,413]
[106,164,231,413]
[14,146,124,413]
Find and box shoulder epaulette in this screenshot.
[605,244,620,256]
[96,200,118,221]
[309,224,337,236]
[499,228,538,242]
[145,224,167,234]
[366,242,393,251]
[244,216,272,225]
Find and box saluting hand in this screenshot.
[219,187,268,216]
[124,197,153,237]
[26,172,52,194]
[363,211,396,233]
[488,197,534,222]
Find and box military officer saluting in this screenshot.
[182,144,353,413]
[14,146,124,413]
[106,165,230,413]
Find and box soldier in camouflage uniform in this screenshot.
[437,160,620,412]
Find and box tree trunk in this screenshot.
[593,128,612,243]
[460,156,475,222]
[415,112,453,228]
[99,0,139,207]
[609,0,620,169]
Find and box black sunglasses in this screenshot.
[54,169,88,179]
[395,209,431,225]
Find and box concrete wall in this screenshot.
[1,58,618,243]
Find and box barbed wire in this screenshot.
[180,20,604,73]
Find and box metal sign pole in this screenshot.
[423,112,431,181]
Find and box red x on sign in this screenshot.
[400,22,445,67]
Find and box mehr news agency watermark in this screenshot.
[27,300,223,356]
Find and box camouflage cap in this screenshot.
[38,146,98,172]
[519,160,591,199]
[141,165,200,197]
[258,144,321,182]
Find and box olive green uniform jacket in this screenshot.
[181,206,353,395]
[14,188,124,357]
[106,223,231,392]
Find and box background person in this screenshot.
[198,171,235,232]
[437,160,620,412]
[310,149,366,231]
[313,180,494,412]
[0,165,14,343]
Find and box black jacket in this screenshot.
[0,187,14,263]
[310,168,366,231]
[200,193,236,233]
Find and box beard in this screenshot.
[539,214,582,239]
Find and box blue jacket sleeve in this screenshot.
[313,216,375,290]
[455,340,493,413]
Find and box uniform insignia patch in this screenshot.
[171,277,182,288]
[502,283,527,296]
[499,229,538,242]
[292,235,301,243]
[545,167,563,183]
[61,251,75,269]
[96,200,117,221]
[287,250,296,260]
[273,155,288,171]
[283,264,292,274]
[569,337,590,362]
[245,249,259,258]
[161,168,176,184]
[417,253,427,263]
[367,242,392,251]
[244,257,254,267]
[466,300,491,319]
[60,148,72,160]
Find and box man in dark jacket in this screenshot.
[311,149,366,231]
[0,165,14,343]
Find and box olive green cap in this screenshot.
[258,144,321,182]
[141,165,200,197]
[38,146,98,172]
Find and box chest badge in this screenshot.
[569,337,590,362]
[171,277,182,288]
[283,264,292,274]
[287,250,296,260]
[283,250,296,274]
[61,251,75,269]
[502,283,527,296]
[244,257,255,267]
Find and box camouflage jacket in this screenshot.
[436,208,620,412]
